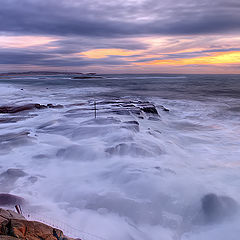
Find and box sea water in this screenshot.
[0,74,240,240]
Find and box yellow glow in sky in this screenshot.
[139,51,240,66]
[80,48,142,59]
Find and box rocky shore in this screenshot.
[0,208,79,240]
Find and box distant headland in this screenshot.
[0,71,97,76]
[0,71,103,79]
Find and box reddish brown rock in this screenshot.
[0,209,25,221]
[0,237,18,239]
[8,219,63,239]
[0,208,79,240]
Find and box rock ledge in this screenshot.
[0,208,79,240]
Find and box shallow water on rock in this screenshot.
[0,74,240,240]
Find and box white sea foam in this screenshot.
[0,75,240,240]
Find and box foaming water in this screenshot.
[0,74,240,240]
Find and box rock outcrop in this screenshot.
[0,104,63,114]
[141,106,159,115]
[0,208,79,240]
[97,99,167,119]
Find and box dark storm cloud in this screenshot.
[0,0,239,37]
[47,38,150,55]
[0,50,53,64]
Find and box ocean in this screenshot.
[0,74,240,240]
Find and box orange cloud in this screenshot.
[80,48,142,59]
[137,51,240,66]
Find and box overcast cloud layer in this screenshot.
[1,0,240,36]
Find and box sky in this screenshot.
[0,0,240,74]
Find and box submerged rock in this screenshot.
[0,169,28,193]
[201,193,239,223]
[106,143,154,157]
[0,208,78,240]
[0,169,27,179]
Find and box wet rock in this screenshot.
[0,194,25,206]
[201,193,239,223]
[122,121,140,132]
[47,104,64,109]
[0,117,28,123]
[130,109,141,115]
[86,72,97,76]
[0,104,46,114]
[160,106,170,112]
[141,106,159,115]
[0,208,77,240]
[123,121,139,125]
[98,99,162,120]
[148,116,160,121]
[67,103,86,107]
[82,117,121,125]
[0,103,64,114]
[72,76,102,79]
[112,109,130,116]
[98,100,120,105]
[121,125,139,132]
[121,104,135,108]
[0,131,30,142]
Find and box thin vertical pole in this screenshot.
[94,100,97,119]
